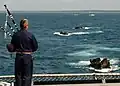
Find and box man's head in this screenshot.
[90,58,100,64]
[20,19,28,30]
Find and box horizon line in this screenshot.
[1,9,120,11]
[1,10,120,13]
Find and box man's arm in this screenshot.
[31,34,38,52]
[6,34,16,52]
[11,34,16,45]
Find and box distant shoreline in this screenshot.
[1,10,120,13]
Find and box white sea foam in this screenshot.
[67,49,100,57]
[67,58,119,66]
[73,44,120,52]
[54,31,103,36]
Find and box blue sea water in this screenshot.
[0,12,120,75]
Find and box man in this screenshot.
[101,58,110,68]
[89,58,101,69]
[60,31,68,35]
[7,19,38,86]
[89,57,110,69]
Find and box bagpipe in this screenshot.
[0,5,19,38]
[0,5,20,54]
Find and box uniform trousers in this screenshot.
[15,53,33,86]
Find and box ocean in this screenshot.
[0,12,120,75]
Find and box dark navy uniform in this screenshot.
[11,29,38,86]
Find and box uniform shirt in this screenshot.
[11,29,38,52]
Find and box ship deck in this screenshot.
[34,83,120,86]
[0,73,120,85]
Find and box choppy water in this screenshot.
[0,12,120,75]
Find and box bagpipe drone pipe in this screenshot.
[0,5,20,54]
[0,4,19,37]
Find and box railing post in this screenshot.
[11,82,14,86]
[102,78,106,84]
[31,81,34,86]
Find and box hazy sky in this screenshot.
[0,0,120,11]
